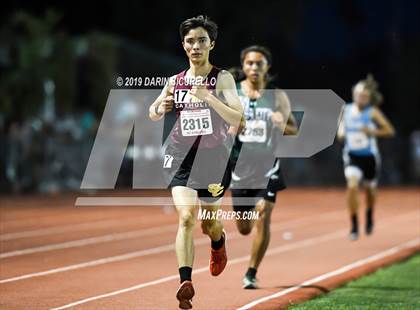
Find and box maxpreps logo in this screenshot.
[198,209,260,221]
[80,89,345,193]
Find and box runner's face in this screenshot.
[182,27,214,63]
[242,52,269,83]
[353,86,371,108]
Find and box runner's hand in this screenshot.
[271,111,285,127]
[190,85,211,101]
[228,126,238,136]
[361,127,375,137]
[228,116,246,135]
[158,95,174,114]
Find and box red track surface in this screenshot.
[0,188,419,309]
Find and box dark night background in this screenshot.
[0,0,419,193]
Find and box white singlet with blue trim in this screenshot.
[343,103,379,157]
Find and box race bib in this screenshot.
[180,109,213,136]
[347,132,369,150]
[239,120,267,143]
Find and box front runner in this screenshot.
[228,46,297,289]
[149,16,243,309]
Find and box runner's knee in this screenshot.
[347,176,359,189]
[345,166,362,189]
[236,220,252,235]
[256,201,274,223]
[178,209,195,229]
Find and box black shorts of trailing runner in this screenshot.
[231,161,286,211]
[345,153,378,181]
[163,142,232,203]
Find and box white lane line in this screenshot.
[237,238,420,310]
[0,210,342,258]
[0,238,202,285]
[1,219,138,241]
[0,225,178,258]
[0,211,343,284]
[49,229,349,310]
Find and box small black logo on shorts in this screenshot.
[208,183,224,197]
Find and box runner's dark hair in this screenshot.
[229,45,275,84]
[179,15,218,42]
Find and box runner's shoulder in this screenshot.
[274,88,288,102]
[369,105,383,120]
[217,69,234,79]
[274,88,285,94]
[216,70,235,88]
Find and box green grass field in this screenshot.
[289,254,420,309]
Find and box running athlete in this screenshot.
[337,75,395,240]
[149,16,243,309]
[228,46,297,289]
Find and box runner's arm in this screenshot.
[205,70,244,128]
[274,89,298,135]
[337,108,345,142]
[149,76,176,121]
[366,107,395,138]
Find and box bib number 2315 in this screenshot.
[180,109,213,136]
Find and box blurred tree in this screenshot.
[0,9,118,123]
[0,10,75,121]
[76,32,117,116]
